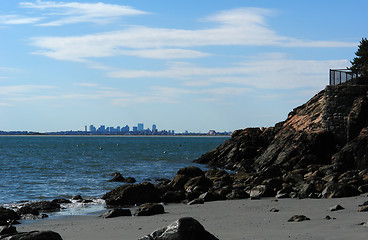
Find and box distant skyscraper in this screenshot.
[138,123,144,131]
[97,125,105,132]
[152,124,157,131]
[121,125,129,132]
[89,125,96,132]
[133,126,138,132]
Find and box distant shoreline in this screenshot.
[0,134,231,137]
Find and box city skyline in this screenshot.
[0,121,231,135]
[0,1,366,133]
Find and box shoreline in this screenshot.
[0,135,230,138]
[17,195,368,240]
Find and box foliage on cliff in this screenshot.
[350,37,368,79]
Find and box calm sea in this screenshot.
[0,136,228,206]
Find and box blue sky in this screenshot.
[0,0,366,133]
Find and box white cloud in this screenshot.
[19,0,148,26]
[29,7,356,62]
[0,15,42,25]
[118,49,210,59]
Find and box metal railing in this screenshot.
[329,69,359,86]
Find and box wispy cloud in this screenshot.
[0,85,55,95]
[29,7,356,61]
[0,14,42,25]
[74,82,99,88]
[108,54,349,90]
[19,0,148,26]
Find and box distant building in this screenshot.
[133,126,138,132]
[152,124,157,131]
[121,125,129,132]
[107,127,117,132]
[97,125,105,132]
[89,125,96,132]
[138,123,144,131]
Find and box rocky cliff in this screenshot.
[196,85,368,172]
[193,85,368,198]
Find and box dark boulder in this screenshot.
[298,182,316,199]
[16,206,39,216]
[100,209,131,218]
[184,176,213,193]
[0,225,17,235]
[125,177,136,183]
[161,190,186,203]
[134,203,164,216]
[321,182,361,198]
[169,175,190,190]
[27,201,60,212]
[72,195,83,201]
[288,215,310,222]
[108,172,125,182]
[0,207,19,226]
[139,217,218,240]
[51,199,72,204]
[197,192,220,202]
[329,204,344,211]
[3,230,63,240]
[226,189,249,200]
[249,185,275,199]
[177,166,205,178]
[102,182,160,206]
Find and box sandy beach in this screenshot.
[17,195,368,240]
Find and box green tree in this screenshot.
[350,37,368,79]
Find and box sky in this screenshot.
[0,0,367,133]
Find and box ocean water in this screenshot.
[0,136,228,206]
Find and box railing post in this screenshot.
[330,69,332,85]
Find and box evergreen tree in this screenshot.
[350,38,368,78]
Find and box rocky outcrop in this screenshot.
[193,85,368,199]
[102,182,160,206]
[139,217,218,240]
[108,172,136,183]
[134,203,164,216]
[26,201,60,212]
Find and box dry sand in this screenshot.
[18,195,368,240]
